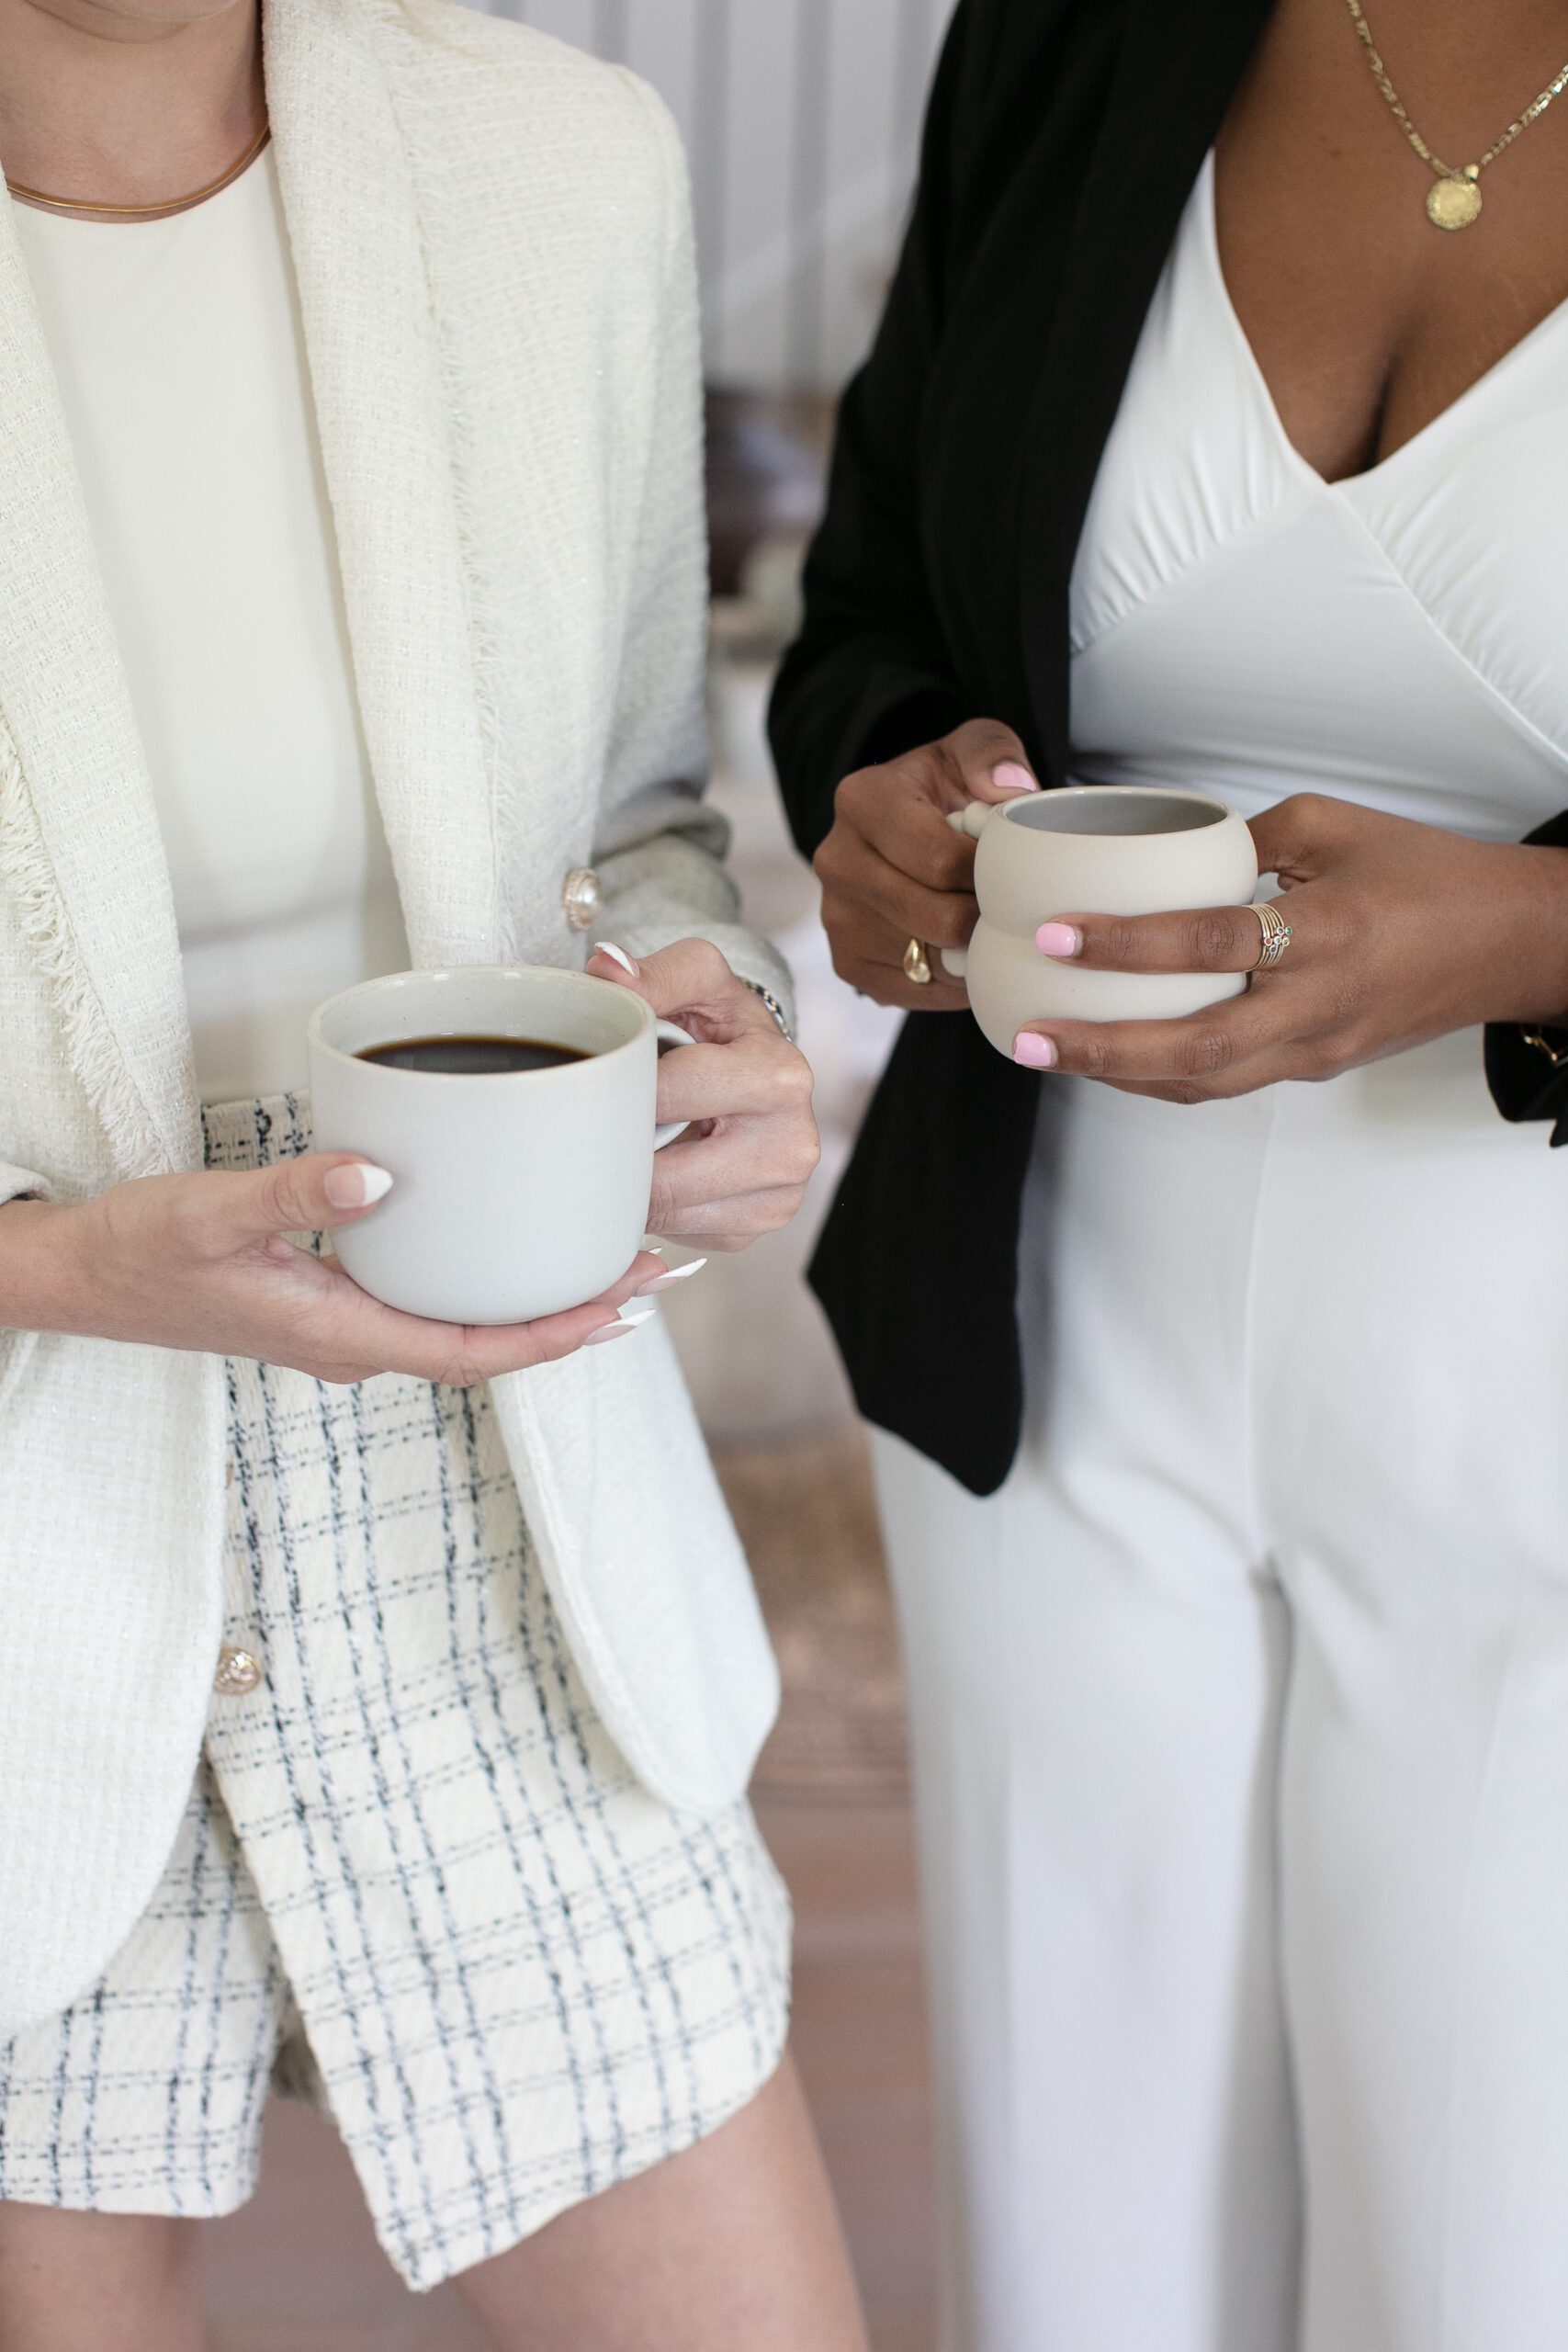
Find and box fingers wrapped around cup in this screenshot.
[1033,900,1294,978]
[1013,894,1335,1102]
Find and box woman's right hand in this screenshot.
[1,1155,663,1385]
[811,718,1040,1008]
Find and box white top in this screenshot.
[1070,150,1568,843]
[11,151,409,1102]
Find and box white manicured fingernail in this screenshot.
[594,942,639,978]
[636,1257,707,1297]
[324,1163,394,1210]
[585,1309,656,1346]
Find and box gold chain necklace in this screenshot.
[1344,0,1568,230]
[6,119,271,223]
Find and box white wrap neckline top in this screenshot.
[1069,151,1568,844]
[11,153,410,1103]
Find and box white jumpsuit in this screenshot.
[874,152,1568,2352]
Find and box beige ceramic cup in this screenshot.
[943,786,1260,1057]
[309,965,692,1326]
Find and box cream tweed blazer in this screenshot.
[0,0,793,2039]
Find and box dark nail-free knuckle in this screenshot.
[1309,1035,1353,1081]
[1168,1080,1211,1106]
[1183,1026,1235,1079]
[1195,911,1239,969]
[928,896,976,946]
[827,935,862,987]
[1077,1034,1112,1078]
[955,717,1019,760]
[920,840,969,892]
[1098,918,1139,967]
[833,769,870,820]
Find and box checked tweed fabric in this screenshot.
[0,1096,792,2291]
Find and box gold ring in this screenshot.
[1251,900,1293,973]
[904,937,933,986]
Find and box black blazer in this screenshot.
[770,0,1568,1498]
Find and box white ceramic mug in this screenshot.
[308,965,691,1326]
[943,786,1260,1057]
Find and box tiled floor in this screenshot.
[204,1797,934,2351]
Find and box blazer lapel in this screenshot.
[1018,0,1275,775]
[265,0,502,967]
[0,211,197,1174]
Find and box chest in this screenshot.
[1215,0,1568,481]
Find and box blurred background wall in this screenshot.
[206,10,958,2346]
[479,0,948,392]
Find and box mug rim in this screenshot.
[307,964,655,1082]
[998,785,1233,839]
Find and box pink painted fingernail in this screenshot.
[636,1257,707,1297]
[992,763,1038,794]
[324,1162,394,1210]
[1013,1034,1057,1069]
[1036,922,1082,960]
[585,1309,656,1346]
[593,942,639,978]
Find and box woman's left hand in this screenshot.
[1015,795,1568,1102]
[587,938,819,1250]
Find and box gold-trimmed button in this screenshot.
[561,866,604,932]
[214,1646,264,1697]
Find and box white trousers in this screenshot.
[873,1031,1568,2352]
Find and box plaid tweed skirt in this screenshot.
[0,1096,791,2292]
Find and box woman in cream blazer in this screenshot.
[0,0,866,2344]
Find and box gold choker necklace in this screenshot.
[1343,0,1568,231]
[6,120,271,223]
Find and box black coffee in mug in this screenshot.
[356,1034,592,1076]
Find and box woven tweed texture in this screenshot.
[0,1103,790,2291]
[0,0,789,2038]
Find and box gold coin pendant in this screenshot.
[1427,174,1483,232]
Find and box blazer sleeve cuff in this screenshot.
[0,1163,51,1209]
[610,921,797,1044]
[1483,808,1568,1147]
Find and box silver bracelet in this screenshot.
[740,978,795,1044]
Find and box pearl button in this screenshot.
[214,1646,264,1697]
[561,866,604,932]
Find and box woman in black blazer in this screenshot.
[772,1,1568,2346]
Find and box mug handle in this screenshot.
[654,1021,697,1150]
[940,802,994,980]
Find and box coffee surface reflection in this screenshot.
[356,1034,592,1076]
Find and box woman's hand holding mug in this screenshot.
[0,1166,664,1386]
[587,936,820,1251]
[812,718,1042,1008]
[0,934,817,1378]
[1013,796,1568,1102]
